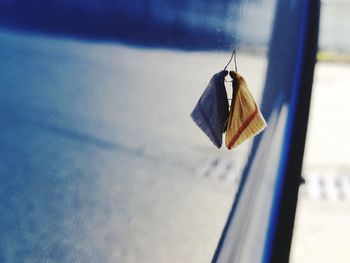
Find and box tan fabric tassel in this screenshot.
[225,71,267,149]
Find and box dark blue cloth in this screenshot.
[191,70,229,148]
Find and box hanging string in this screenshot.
[224,48,238,114]
[223,48,237,72]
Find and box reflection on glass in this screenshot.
[0,1,277,262]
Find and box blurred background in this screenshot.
[0,1,276,262]
[291,1,350,262]
[0,0,262,48]
[0,0,349,262]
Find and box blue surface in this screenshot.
[262,0,311,261]
[213,0,319,261]
[0,29,253,262]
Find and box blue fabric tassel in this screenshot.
[191,70,230,148]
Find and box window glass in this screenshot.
[0,1,277,262]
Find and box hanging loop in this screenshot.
[223,48,237,72]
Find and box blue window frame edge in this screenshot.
[263,0,320,262]
[212,1,320,262]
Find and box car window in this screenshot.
[0,1,280,262]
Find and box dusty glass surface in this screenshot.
[0,1,277,262]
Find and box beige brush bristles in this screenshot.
[225,71,267,149]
